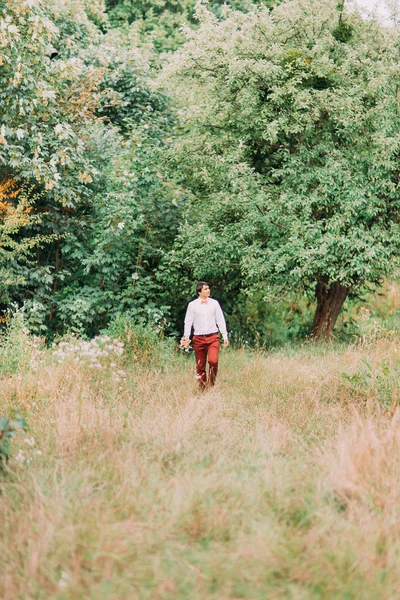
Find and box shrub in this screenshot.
[0,413,28,473]
[0,307,45,376]
[106,314,174,367]
[341,356,400,408]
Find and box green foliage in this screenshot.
[341,356,400,407]
[0,0,107,308]
[106,313,175,366]
[0,307,44,374]
[163,0,400,335]
[0,412,28,472]
[0,3,182,338]
[0,182,50,304]
[2,0,400,343]
[105,0,280,53]
[44,111,182,336]
[95,27,173,132]
[0,0,103,204]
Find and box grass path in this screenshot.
[2,340,400,599]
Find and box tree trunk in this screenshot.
[310,278,349,340]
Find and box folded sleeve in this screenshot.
[183,302,194,338]
[215,302,228,340]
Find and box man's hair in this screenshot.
[196,281,209,295]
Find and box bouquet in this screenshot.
[179,338,192,353]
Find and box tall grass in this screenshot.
[1,326,400,599]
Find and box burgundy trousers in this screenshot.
[192,333,220,389]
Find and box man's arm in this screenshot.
[183,302,194,341]
[215,302,229,347]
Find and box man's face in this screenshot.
[199,284,210,298]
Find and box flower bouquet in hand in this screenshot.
[179,337,192,353]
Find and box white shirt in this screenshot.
[184,297,228,340]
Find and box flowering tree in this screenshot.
[0,0,107,311]
[105,0,279,52]
[0,0,180,335]
[164,0,400,338]
[0,0,104,204]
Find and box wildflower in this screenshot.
[360,307,371,321]
[117,222,125,230]
[15,450,25,463]
[58,571,72,589]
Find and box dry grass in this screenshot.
[1,336,400,599]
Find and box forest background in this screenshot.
[1,0,400,346]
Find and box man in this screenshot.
[182,281,229,390]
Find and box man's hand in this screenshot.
[223,339,229,348]
[181,337,190,348]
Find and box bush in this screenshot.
[341,355,400,408]
[0,413,28,473]
[106,314,175,367]
[0,307,45,376]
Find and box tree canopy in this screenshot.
[1,0,399,341]
[162,0,400,337]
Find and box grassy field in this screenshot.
[1,330,400,599]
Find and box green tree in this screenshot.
[105,0,279,52]
[0,0,106,312]
[22,25,182,336]
[163,0,400,339]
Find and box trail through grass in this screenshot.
[1,338,400,599]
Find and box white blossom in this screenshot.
[42,89,56,101]
[58,571,72,589]
[15,450,26,463]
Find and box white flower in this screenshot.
[24,437,35,447]
[15,450,25,463]
[117,222,125,230]
[53,172,61,181]
[55,124,63,134]
[360,307,371,322]
[36,450,42,456]
[42,89,56,101]
[16,129,25,140]
[58,571,71,589]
